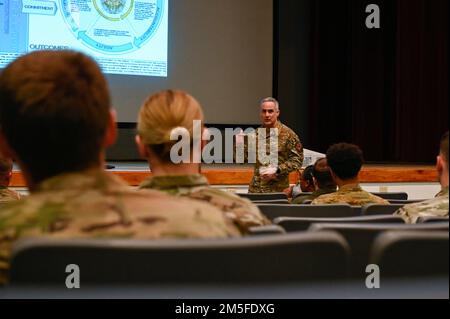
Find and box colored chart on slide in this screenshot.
[61,0,164,54]
[0,0,168,77]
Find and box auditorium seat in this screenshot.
[361,204,404,216]
[309,222,449,277]
[370,231,449,277]
[417,216,449,223]
[370,192,408,200]
[10,232,350,285]
[256,204,357,220]
[239,192,287,201]
[274,215,405,232]
[247,225,286,235]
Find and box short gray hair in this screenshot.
[259,97,279,111]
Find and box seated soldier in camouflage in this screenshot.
[312,143,389,206]
[0,51,240,284]
[0,152,20,203]
[248,98,304,193]
[292,158,337,204]
[394,132,449,224]
[136,90,271,233]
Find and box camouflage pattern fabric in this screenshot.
[140,174,272,233]
[0,186,21,204]
[292,186,337,205]
[394,187,449,224]
[311,184,389,206]
[248,122,303,193]
[0,169,241,285]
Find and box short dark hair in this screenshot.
[0,50,111,184]
[440,131,448,165]
[326,143,364,180]
[302,165,315,184]
[313,158,336,189]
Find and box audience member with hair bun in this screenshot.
[136,89,271,234]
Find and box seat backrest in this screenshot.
[275,215,405,232]
[309,222,449,277]
[370,192,408,200]
[10,232,350,285]
[248,225,286,235]
[239,193,287,201]
[362,204,404,216]
[257,204,356,220]
[418,216,449,223]
[370,231,449,277]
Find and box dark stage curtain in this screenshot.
[308,0,449,163]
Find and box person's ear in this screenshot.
[103,109,118,148]
[135,134,149,159]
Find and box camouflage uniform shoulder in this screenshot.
[0,187,21,204]
[188,187,272,231]
[394,191,449,224]
[140,174,271,231]
[294,187,336,205]
[277,122,302,150]
[292,194,314,205]
[139,174,209,196]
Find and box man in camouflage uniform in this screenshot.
[312,143,388,206]
[0,154,20,204]
[395,132,449,224]
[292,158,337,204]
[140,175,271,233]
[0,51,240,285]
[245,98,303,193]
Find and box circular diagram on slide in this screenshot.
[60,0,165,54]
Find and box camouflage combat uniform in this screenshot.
[248,122,303,193]
[0,186,21,204]
[311,184,389,206]
[140,174,271,233]
[292,186,337,205]
[0,169,241,285]
[394,187,449,224]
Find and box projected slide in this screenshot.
[0,0,168,77]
